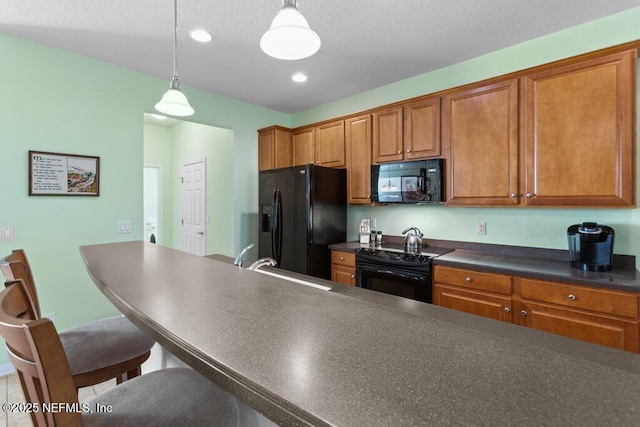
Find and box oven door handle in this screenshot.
[374,269,427,281]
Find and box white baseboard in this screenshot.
[0,363,15,377]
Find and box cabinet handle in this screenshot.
[568,294,576,301]
[521,310,528,316]
[510,193,517,198]
[465,277,472,283]
[526,193,536,198]
[504,307,511,313]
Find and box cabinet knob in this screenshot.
[510,193,518,198]
[526,193,536,198]
[340,256,345,261]
[396,150,401,154]
[406,149,412,153]
[504,307,511,313]
[465,277,472,283]
[568,294,576,301]
[350,274,355,279]
[520,310,528,316]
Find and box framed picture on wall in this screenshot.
[29,150,100,196]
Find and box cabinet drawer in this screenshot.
[520,278,638,318]
[434,266,512,295]
[331,251,355,267]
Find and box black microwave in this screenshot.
[371,159,444,204]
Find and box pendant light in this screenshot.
[260,0,321,60]
[155,0,194,116]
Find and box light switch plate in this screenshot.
[117,220,132,234]
[0,226,14,242]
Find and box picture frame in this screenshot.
[29,150,100,196]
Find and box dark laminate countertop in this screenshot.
[329,241,640,292]
[81,241,640,426]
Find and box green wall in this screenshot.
[1,8,640,368]
[0,33,287,366]
[291,7,640,255]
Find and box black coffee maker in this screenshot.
[567,222,614,272]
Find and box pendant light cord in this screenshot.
[172,0,178,81]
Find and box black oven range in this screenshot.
[355,246,452,303]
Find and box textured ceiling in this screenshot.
[2,1,639,114]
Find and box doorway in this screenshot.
[143,165,162,244]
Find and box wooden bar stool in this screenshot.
[0,279,239,426]
[0,249,155,389]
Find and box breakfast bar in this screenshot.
[81,241,640,426]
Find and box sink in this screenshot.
[253,269,331,291]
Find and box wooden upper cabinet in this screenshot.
[314,120,345,168]
[258,126,292,171]
[404,97,441,159]
[443,79,520,206]
[345,114,372,204]
[522,49,636,207]
[372,106,404,163]
[293,127,315,166]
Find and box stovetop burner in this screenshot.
[357,247,433,263]
[356,244,452,263]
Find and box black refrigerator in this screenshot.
[259,164,346,279]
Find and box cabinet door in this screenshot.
[332,264,356,286]
[345,114,372,204]
[433,284,512,322]
[258,129,274,171]
[315,120,345,167]
[372,106,403,164]
[443,79,519,206]
[518,300,638,353]
[522,49,636,206]
[404,97,441,159]
[258,127,292,171]
[293,127,314,166]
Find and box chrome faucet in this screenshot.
[248,257,277,271]
[234,243,254,267]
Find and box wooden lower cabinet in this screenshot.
[433,284,512,322]
[433,265,640,353]
[331,251,356,286]
[516,300,638,353]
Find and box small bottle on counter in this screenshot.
[376,231,383,245]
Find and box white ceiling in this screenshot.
[2,1,639,114]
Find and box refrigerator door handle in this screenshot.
[271,189,282,266]
[275,190,283,265]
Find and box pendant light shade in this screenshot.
[260,0,320,60]
[155,0,194,116]
[155,78,194,116]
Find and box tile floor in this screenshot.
[0,372,116,427]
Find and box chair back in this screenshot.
[0,249,41,318]
[0,280,82,426]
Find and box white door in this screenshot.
[181,159,206,255]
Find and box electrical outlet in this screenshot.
[477,222,487,235]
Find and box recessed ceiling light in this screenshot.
[189,29,212,43]
[292,73,308,83]
[150,114,168,120]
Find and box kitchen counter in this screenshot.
[330,240,640,292]
[81,241,640,426]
